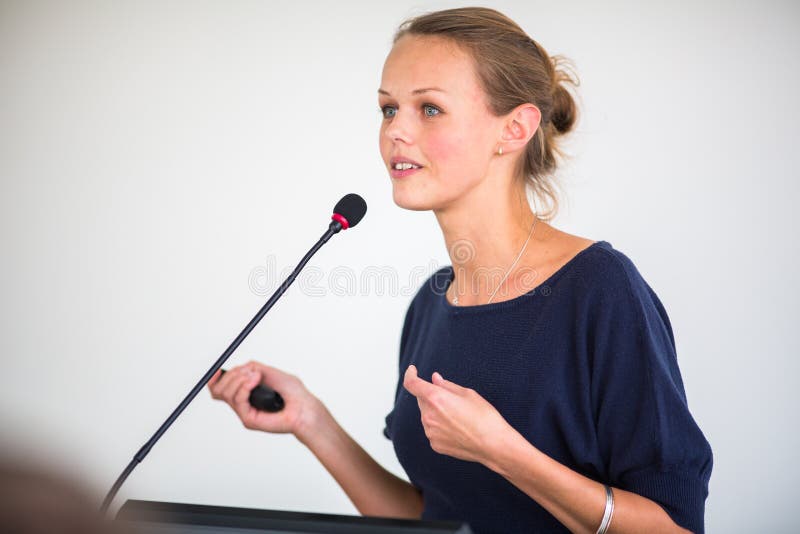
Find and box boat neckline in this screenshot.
[438,240,610,313]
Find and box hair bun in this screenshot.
[549,56,579,135]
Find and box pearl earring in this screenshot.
[498,146,503,155]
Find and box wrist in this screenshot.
[483,424,537,477]
[293,395,331,447]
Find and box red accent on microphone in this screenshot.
[331,213,350,230]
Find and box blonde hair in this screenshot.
[393,7,580,221]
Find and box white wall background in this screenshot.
[1,1,798,532]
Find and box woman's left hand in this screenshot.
[403,364,513,465]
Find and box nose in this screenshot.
[383,110,414,145]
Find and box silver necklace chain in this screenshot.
[451,215,538,306]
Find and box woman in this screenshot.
[208,7,713,533]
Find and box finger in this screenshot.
[233,372,262,423]
[220,369,252,403]
[244,363,271,387]
[207,370,221,397]
[249,360,292,387]
[207,369,223,393]
[209,367,240,399]
[404,365,437,398]
[248,360,270,373]
[234,370,260,406]
[432,371,468,395]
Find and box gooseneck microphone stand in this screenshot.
[100,199,363,514]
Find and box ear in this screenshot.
[497,103,541,155]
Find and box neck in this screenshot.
[433,179,547,305]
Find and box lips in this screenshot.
[389,165,423,179]
[390,156,424,168]
[389,156,424,179]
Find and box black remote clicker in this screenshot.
[218,369,285,412]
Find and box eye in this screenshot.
[380,105,397,119]
[423,104,441,117]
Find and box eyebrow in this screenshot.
[377,87,447,96]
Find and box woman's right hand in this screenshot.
[207,360,321,438]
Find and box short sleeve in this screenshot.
[383,297,416,440]
[589,255,713,533]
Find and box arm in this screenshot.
[403,366,702,534]
[208,362,423,519]
[296,398,424,519]
[483,425,692,534]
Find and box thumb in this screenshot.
[432,371,467,394]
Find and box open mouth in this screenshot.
[390,160,424,178]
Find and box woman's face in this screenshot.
[378,35,503,211]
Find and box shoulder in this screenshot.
[524,224,646,299]
[561,237,656,304]
[577,241,677,352]
[538,224,640,282]
[546,235,670,333]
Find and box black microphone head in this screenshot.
[332,193,367,230]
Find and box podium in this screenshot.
[116,499,474,533]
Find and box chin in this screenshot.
[391,183,439,211]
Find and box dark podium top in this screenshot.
[116,499,473,534]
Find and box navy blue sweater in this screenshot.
[383,241,713,533]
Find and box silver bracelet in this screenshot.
[595,484,615,534]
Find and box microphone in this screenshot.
[218,193,367,412]
[331,193,368,230]
[100,193,367,514]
